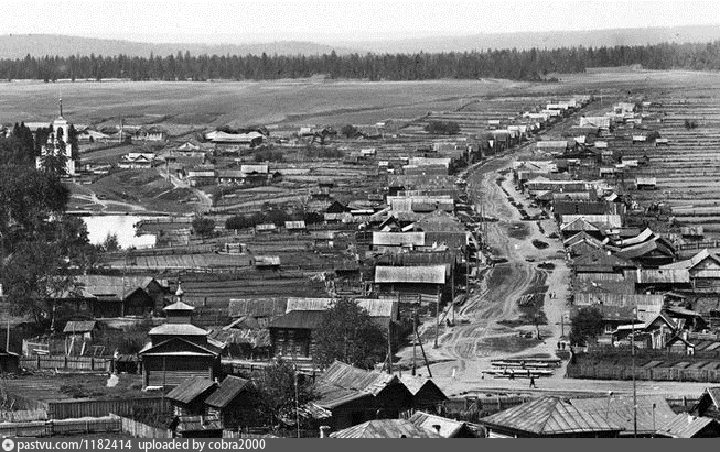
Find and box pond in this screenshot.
[83,215,157,249]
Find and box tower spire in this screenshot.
[59,98,63,117]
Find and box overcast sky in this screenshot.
[2,0,718,43]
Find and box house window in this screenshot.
[604,324,614,334]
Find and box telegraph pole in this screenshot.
[632,304,637,438]
[411,309,417,376]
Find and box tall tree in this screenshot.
[313,299,387,369]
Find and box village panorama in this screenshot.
[4,7,720,443]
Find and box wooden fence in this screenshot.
[567,362,720,383]
[47,396,170,420]
[20,355,113,372]
[111,414,172,438]
[0,408,47,423]
[0,416,120,437]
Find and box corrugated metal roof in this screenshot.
[286,297,333,313]
[63,320,97,333]
[374,265,445,284]
[480,397,622,436]
[166,376,216,405]
[267,310,324,330]
[204,376,252,408]
[330,419,441,438]
[408,412,466,438]
[659,413,717,438]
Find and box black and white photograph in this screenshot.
[2,0,720,443]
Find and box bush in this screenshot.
[425,121,460,135]
[192,216,215,237]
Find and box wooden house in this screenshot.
[373,265,446,300]
[479,397,622,438]
[204,376,258,429]
[661,249,720,291]
[138,302,222,388]
[691,387,720,419]
[397,375,448,413]
[570,395,676,437]
[74,275,166,316]
[267,310,324,359]
[322,361,413,418]
[656,413,720,438]
[167,376,218,416]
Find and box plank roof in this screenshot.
[407,412,468,438]
[204,376,253,409]
[374,265,446,284]
[148,324,208,336]
[63,320,97,333]
[166,376,216,405]
[569,395,674,436]
[318,360,398,396]
[228,298,288,318]
[480,397,621,436]
[267,310,324,330]
[330,419,441,438]
[657,413,718,438]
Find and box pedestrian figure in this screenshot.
[529,375,536,388]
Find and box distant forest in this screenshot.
[1,41,720,82]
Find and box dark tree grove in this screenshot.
[3,42,720,82]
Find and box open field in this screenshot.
[0,78,538,131]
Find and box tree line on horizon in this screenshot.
[1,41,720,82]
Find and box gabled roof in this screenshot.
[63,320,97,333]
[397,375,446,398]
[319,361,398,396]
[204,376,253,409]
[658,413,718,438]
[149,324,208,336]
[615,238,675,261]
[330,419,441,438]
[661,249,720,271]
[480,397,621,436]
[139,336,221,357]
[616,228,655,247]
[228,298,287,318]
[163,301,195,311]
[166,376,216,405]
[267,310,324,330]
[311,383,374,410]
[407,412,468,438]
[374,265,445,284]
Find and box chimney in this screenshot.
[319,426,330,438]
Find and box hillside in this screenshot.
[342,24,720,53]
[0,34,350,58]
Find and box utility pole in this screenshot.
[434,290,440,349]
[386,321,392,375]
[632,304,637,438]
[411,309,417,376]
